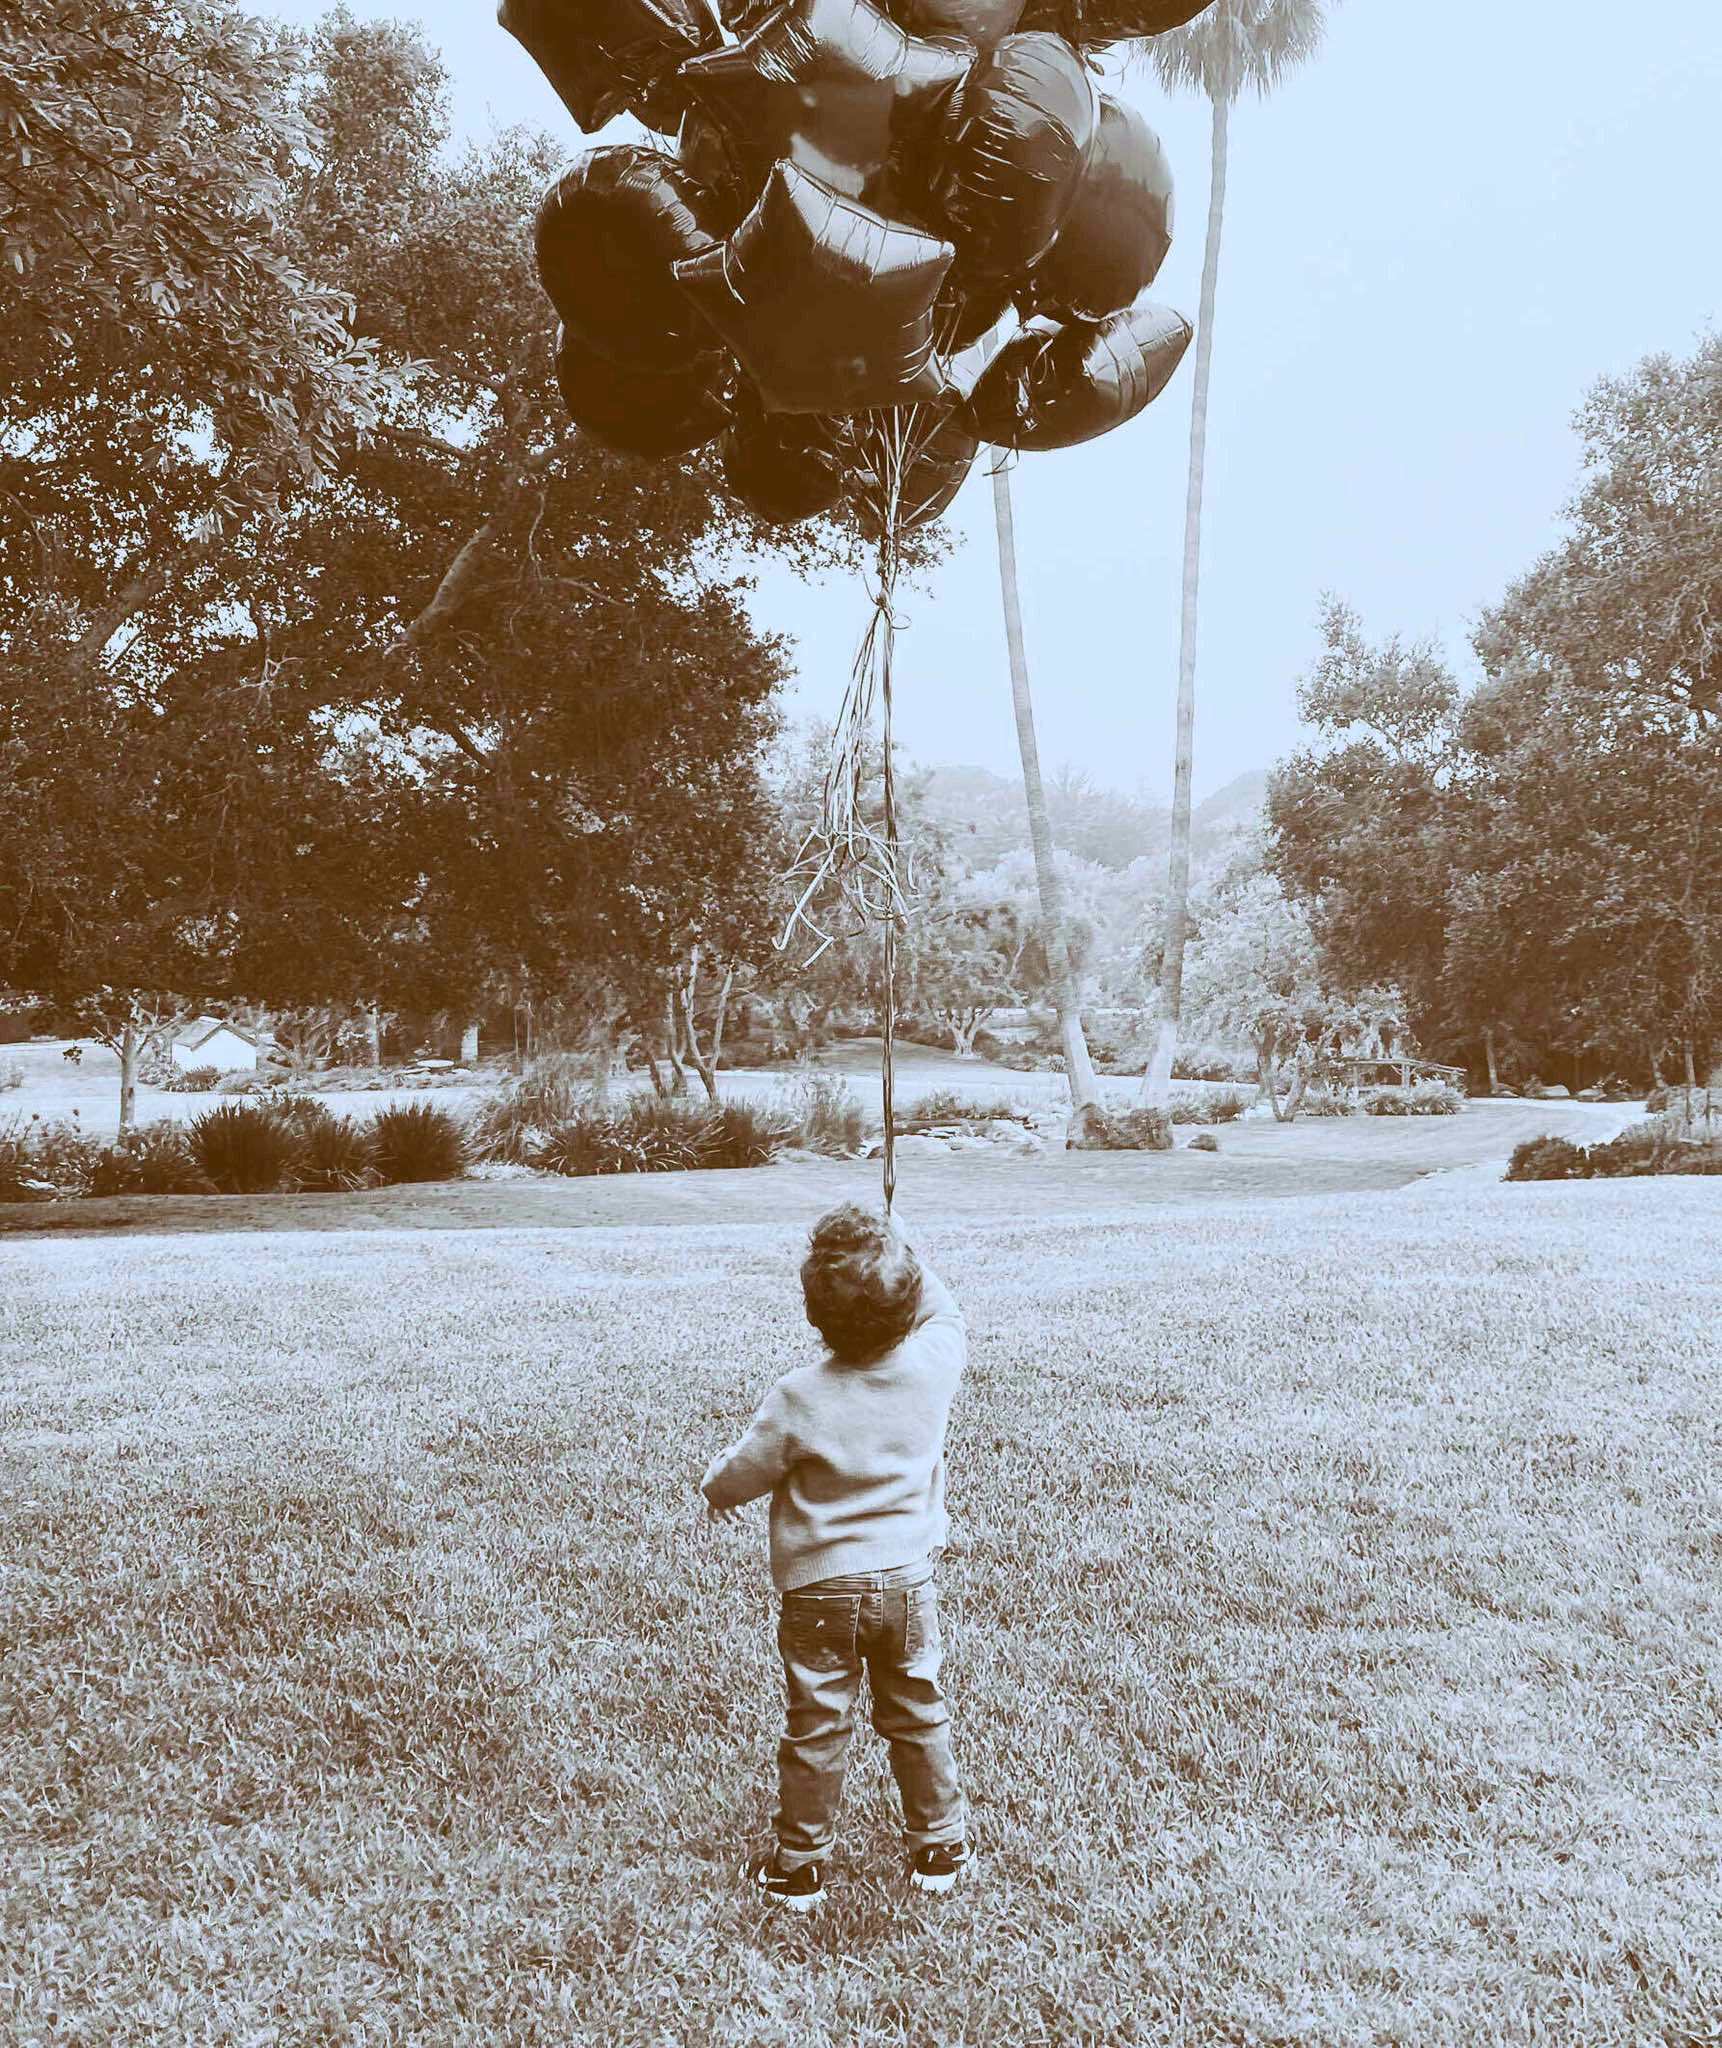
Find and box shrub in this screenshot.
[470,1055,592,1163]
[294,1113,378,1192]
[0,1112,103,1194]
[781,1074,871,1155]
[88,1121,215,1198]
[1365,1081,1465,1117]
[900,1088,1026,1131]
[1505,1136,1591,1182]
[1072,1105,1174,1152]
[161,1064,221,1094]
[188,1103,304,1193]
[1585,1122,1675,1180]
[1297,1086,1357,1119]
[532,1095,795,1176]
[0,1057,22,1092]
[704,1100,795,1169]
[1172,1044,1257,1084]
[537,1098,705,1176]
[1168,1085,1252,1125]
[370,1102,469,1184]
[1645,1084,1719,1128]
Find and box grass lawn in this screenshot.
[3,1180,1719,2044]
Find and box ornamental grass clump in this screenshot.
[370,1103,469,1184]
[781,1073,871,1155]
[533,1095,793,1176]
[703,1100,795,1168]
[187,1103,303,1194]
[471,1056,591,1163]
[295,1114,379,1193]
[899,1088,1027,1132]
[1365,1081,1465,1117]
[1169,1084,1253,1125]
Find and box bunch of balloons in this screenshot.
[507,0,1212,530]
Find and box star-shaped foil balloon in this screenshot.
[678,0,973,213]
[500,0,712,133]
[675,161,955,414]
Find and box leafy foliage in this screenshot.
[88,1122,214,1198]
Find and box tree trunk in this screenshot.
[368,1006,383,1068]
[990,458,1100,1118]
[663,994,690,1096]
[1484,1028,1501,1094]
[1281,1048,1312,1123]
[460,1021,479,1065]
[119,1019,139,1132]
[1684,1036,1698,1111]
[1143,90,1229,1108]
[1257,1035,1281,1121]
[679,951,731,1106]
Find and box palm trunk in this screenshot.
[1143,89,1230,1108]
[990,458,1100,1116]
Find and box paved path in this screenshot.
[0,1096,1645,1240]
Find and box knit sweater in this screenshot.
[700,1262,966,1593]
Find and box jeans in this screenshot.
[774,1558,965,1871]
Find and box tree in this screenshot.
[2,11,802,1116]
[1182,872,1402,1120]
[990,458,1101,1120]
[0,0,397,659]
[1139,0,1334,1105]
[1267,597,1468,1051]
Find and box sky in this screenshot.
[275,0,1722,800]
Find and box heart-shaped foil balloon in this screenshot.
[1026,95,1174,322]
[553,324,734,455]
[535,147,728,373]
[928,32,1097,282]
[964,296,1191,449]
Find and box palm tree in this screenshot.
[1139,0,1333,1105]
[990,456,1103,1122]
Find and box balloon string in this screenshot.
[878,412,904,1215]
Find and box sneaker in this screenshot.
[746,1851,825,1912]
[909,1842,974,1893]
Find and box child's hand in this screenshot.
[707,1502,747,1527]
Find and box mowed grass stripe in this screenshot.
[2,1181,1719,2046]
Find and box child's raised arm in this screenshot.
[889,1206,963,1326]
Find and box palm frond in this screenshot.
[1141,0,1334,102]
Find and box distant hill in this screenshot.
[912,763,1266,873]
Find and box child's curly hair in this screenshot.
[800,1202,923,1363]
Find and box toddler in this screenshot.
[700,1201,971,1911]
